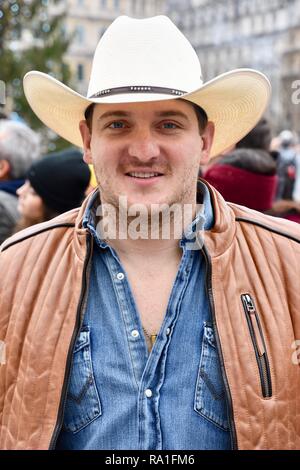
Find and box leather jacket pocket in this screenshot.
[63,326,102,433]
[194,323,229,431]
[241,294,272,398]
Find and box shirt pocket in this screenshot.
[62,326,102,434]
[194,322,229,431]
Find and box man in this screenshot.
[0,16,299,450]
[0,119,40,243]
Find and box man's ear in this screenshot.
[0,159,11,179]
[200,121,215,165]
[79,120,93,164]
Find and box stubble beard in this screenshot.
[94,164,199,240]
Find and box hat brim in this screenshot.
[23,69,270,158]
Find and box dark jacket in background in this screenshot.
[203,148,277,213]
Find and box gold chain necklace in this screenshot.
[142,326,157,348]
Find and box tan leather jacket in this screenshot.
[1,182,300,450]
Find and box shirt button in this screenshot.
[116,272,125,280]
[166,328,171,335]
[131,330,139,338]
[145,389,153,398]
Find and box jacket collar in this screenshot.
[198,178,236,257]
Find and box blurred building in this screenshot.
[62,0,167,95]
[167,0,300,136]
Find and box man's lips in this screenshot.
[124,171,164,185]
[125,172,164,178]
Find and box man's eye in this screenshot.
[162,122,177,129]
[109,121,125,129]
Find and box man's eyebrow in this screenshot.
[97,111,131,121]
[96,110,190,121]
[154,110,190,120]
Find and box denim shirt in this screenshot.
[56,182,231,450]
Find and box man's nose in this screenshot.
[127,128,160,161]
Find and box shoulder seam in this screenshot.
[1,222,75,252]
[236,217,300,244]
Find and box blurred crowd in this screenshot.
[0,111,300,246]
[0,115,94,245]
[202,118,300,223]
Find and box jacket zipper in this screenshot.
[202,244,238,450]
[48,233,93,449]
[241,294,272,398]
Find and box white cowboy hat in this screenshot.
[23,15,271,158]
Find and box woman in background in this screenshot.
[15,148,91,232]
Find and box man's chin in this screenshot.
[126,198,176,212]
[101,190,184,212]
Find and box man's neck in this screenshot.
[106,236,182,265]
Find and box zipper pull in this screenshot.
[244,294,255,312]
[243,294,266,356]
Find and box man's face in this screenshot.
[80,99,214,210]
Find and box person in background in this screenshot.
[0,119,40,243]
[276,130,298,200]
[203,147,278,212]
[271,129,300,222]
[203,118,278,213]
[15,148,91,232]
[292,145,300,205]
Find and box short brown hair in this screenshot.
[190,102,208,133]
[84,103,94,131]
